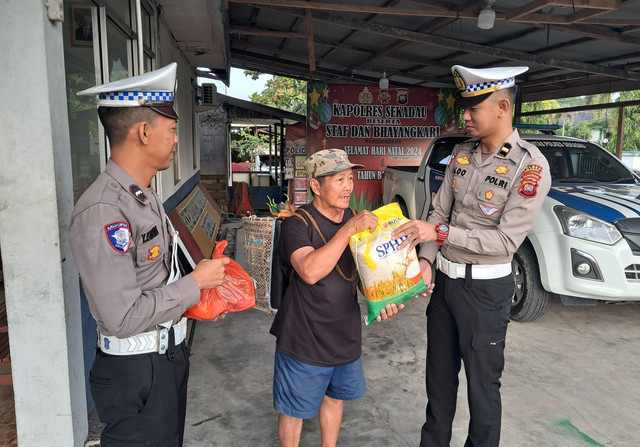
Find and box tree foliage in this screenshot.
[520,99,561,125]
[244,70,307,114]
[230,127,271,168]
[609,90,640,152]
[521,91,640,154]
[229,71,306,168]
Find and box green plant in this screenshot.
[230,127,270,169]
[266,194,289,214]
[349,188,383,212]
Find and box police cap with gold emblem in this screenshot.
[77,62,178,120]
[452,65,528,108]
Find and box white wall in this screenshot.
[0,3,212,445]
[0,1,87,445]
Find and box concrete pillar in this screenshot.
[0,1,87,445]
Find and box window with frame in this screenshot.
[64,0,157,201]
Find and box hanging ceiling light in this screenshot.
[379,72,389,90]
[478,0,496,30]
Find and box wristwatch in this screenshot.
[436,222,450,245]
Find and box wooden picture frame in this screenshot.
[70,3,93,48]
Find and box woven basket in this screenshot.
[242,216,276,311]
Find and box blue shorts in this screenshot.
[273,348,366,419]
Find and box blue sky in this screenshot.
[205,67,272,101]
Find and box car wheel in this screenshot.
[511,242,552,322]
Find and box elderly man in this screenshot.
[69,63,229,446]
[393,65,551,447]
[270,149,403,447]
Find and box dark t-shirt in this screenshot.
[269,203,362,367]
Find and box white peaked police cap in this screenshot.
[452,65,528,107]
[77,62,178,120]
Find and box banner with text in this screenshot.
[307,82,457,210]
[285,124,308,206]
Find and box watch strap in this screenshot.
[436,222,449,245]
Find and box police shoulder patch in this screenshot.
[519,164,543,198]
[105,221,131,253]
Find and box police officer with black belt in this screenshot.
[69,63,229,446]
[393,65,551,446]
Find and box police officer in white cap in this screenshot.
[393,65,551,446]
[69,63,229,446]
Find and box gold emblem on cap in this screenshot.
[453,70,466,93]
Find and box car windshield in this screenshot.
[527,139,637,184]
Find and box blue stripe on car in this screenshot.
[548,186,640,221]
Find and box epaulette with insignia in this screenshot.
[497,143,511,157]
[129,184,148,203]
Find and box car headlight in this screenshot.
[553,206,622,245]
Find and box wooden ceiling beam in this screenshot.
[232,40,437,84]
[512,13,640,27]
[231,47,433,84]
[570,18,640,25]
[433,27,543,70]
[399,0,461,12]
[306,9,316,71]
[515,50,640,85]
[567,6,610,22]
[549,23,640,45]
[549,0,620,9]
[229,27,306,39]
[506,0,551,21]
[508,13,570,24]
[231,33,369,66]
[282,7,640,80]
[228,0,470,18]
[229,0,635,28]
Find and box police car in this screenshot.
[383,132,640,321]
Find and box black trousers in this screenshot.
[420,269,513,447]
[90,340,190,447]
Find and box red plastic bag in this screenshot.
[184,240,256,320]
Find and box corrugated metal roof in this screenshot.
[219,0,640,102]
